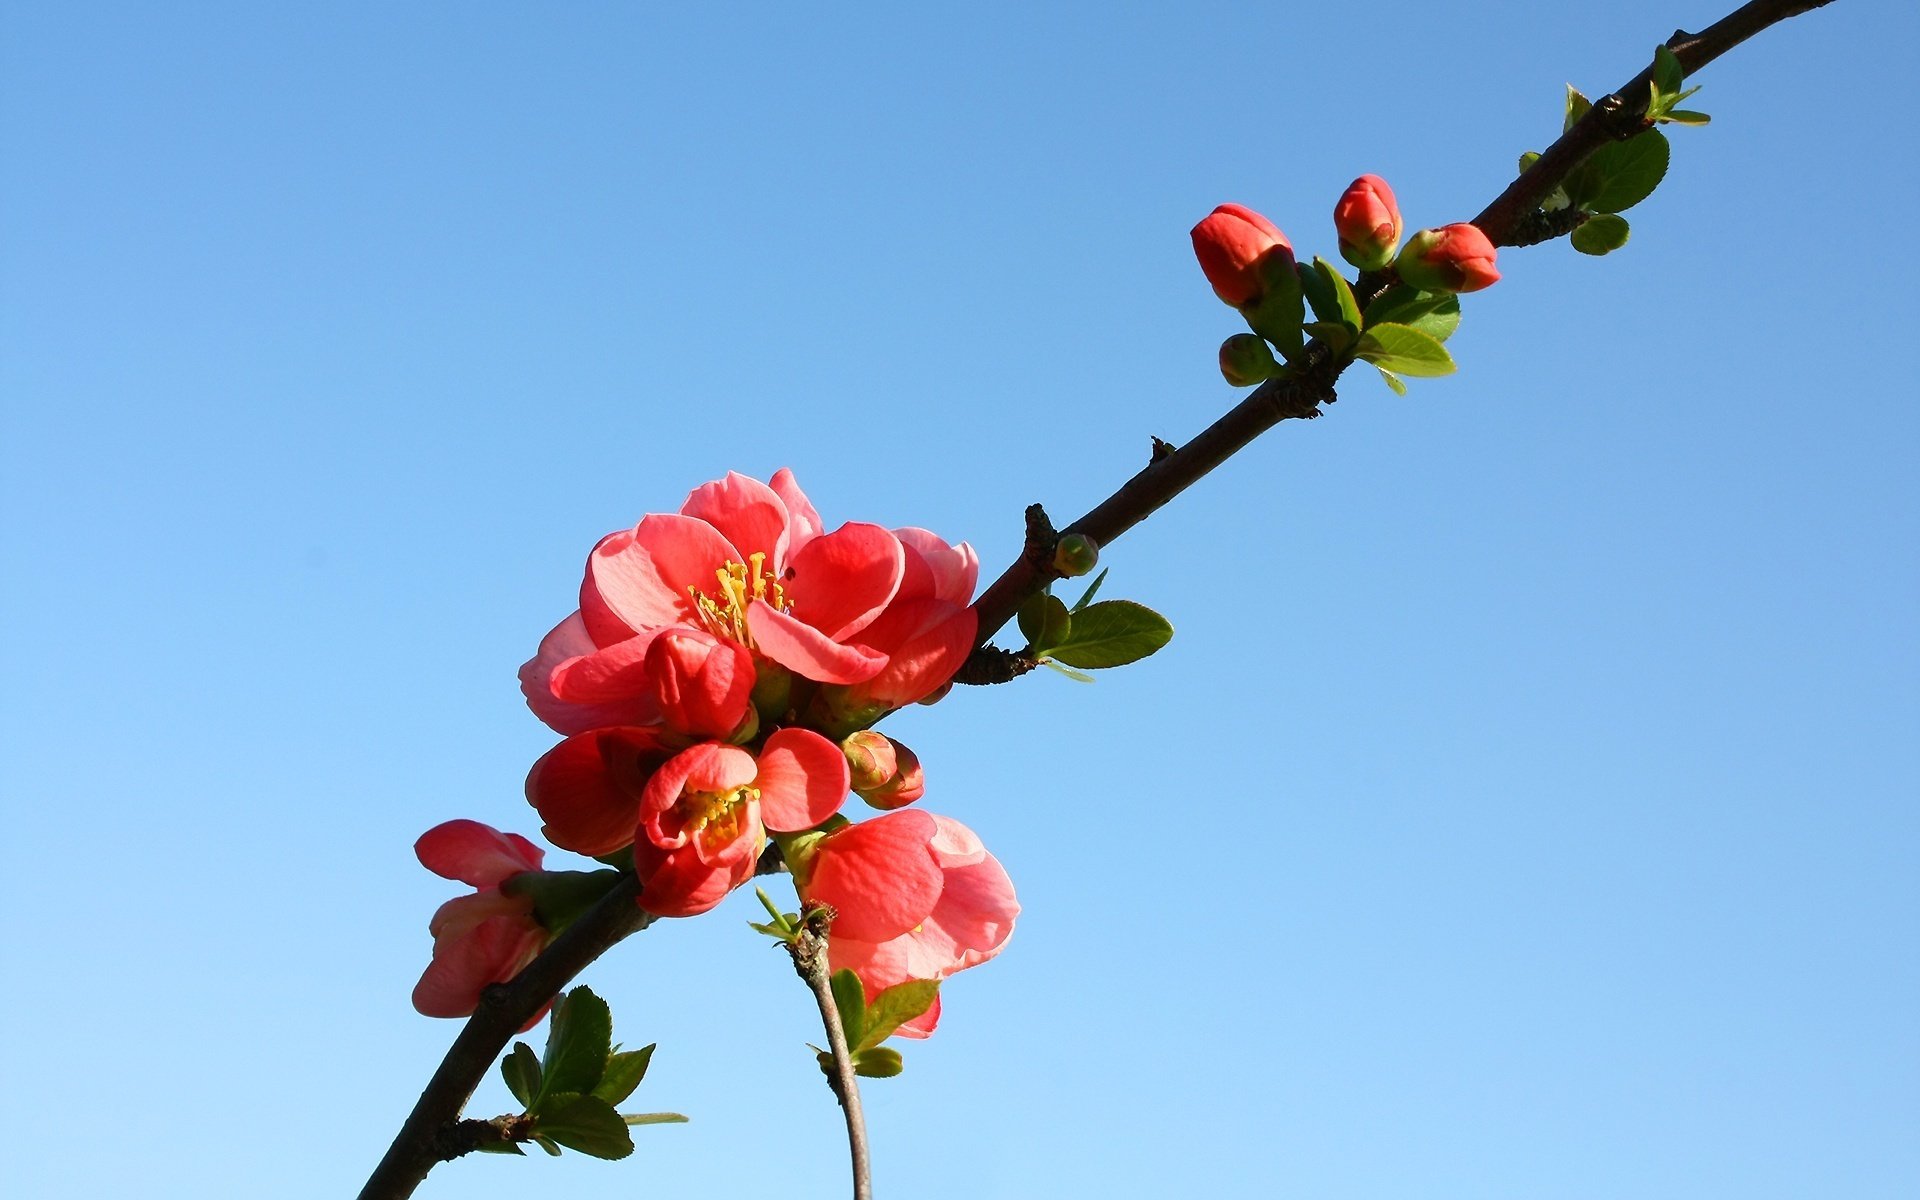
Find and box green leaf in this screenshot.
[1353,323,1456,378]
[622,1112,690,1126]
[539,987,613,1106]
[1296,260,1338,324]
[852,1047,905,1079]
[592,1045,656,1106]
[1047,599,1174,669]
[533,1135,561,1156]
[1039,658,1096,683]
[1070,568,1109,614]
[1241,259,1305,358]
[1517,150,1541,176]
[856,980,940,1052]
[1313,257,1362,332]
[829,968,868,1050]
[1571,213,1631,256]
[477,1140,527,1155]
[1661,109,1711,126]
[535,1093,634,1161]
[1584,129,1670,213]
[1016,592,1071,656]
[1564,84,1592,133]
[1363,286,1461,343]
[1375,365,1408,396]
[1299,321,1356,356]
[502,1041,542,1111]
[1652,45,1685,96]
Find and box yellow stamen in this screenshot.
[687,553,791,646]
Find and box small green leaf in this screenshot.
[829,968,868,1050]
[852,1047,905,1079]
[592,1045,656,1106]
[1652,45,1685,96]
[1039,658,1096,683]
[623,1112,690,1126]
[502,1041,542,1111]
[1375,365,1408,396]
[1313,258,1362,331]
[1571,213,1631,256]
[1047,599,1174,670]
[1660,109,1711,126]
[533,1135,561,1156]
[1584,129,1670,213]
[477,1140,528,1155]
[1300,321,1356,356]
[857,980,940,1052]
[1070,568,1109,614]
[539,987,614,1106]
[536,1093,634,1161]
[1363,286,1461,343]
[1296,260,1338,324]
[1517,150,1541,176]
[1016,593,1071,656]
[1353,323,1456,378]
[1564,84,1592,133]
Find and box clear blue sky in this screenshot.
[4,2,1915,1197]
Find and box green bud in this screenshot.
[1218,333,1277,387]
[1051,533,1099,578]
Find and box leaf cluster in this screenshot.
[491,986,686,1160]
[813,970,941,1079]
[1016,569,1175,682]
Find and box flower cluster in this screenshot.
[413,470,1017,1039]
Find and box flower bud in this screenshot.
[841,730,899,793]
[1190,204,1294,307]
[1051,533,1100,578]
[1217,333,1278,387]
[1333,174,1403,271]
[857,738,925,810]
[1394,223,1501,293]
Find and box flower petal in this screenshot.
[638,742,758,850]
[416,820,544,887]
[840,597,977,710]
[411,913,545,1018]
[748,601,888,684]
[894,528,979,606]
[769,468,825,554]
[754,727,850,832]
[680,472,791,572]
[583,514,735,637]
[550,631,664,704]
[784,522,904,641]
[521,613,659,735]
[525,728,667,856]
[803,811,943,943]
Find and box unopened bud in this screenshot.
[1051,533,1100,578]
[1191,203,1295,307]
[841,730,898,793]
[1333,174,1403,271]
[1394,223,1501,293]
[1218,332,1278,387]
[858,738,925,810]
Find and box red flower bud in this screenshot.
[1333,175,1403,271]
[1394,223,1501,293]
[1190,204,1294,307]
[857,737,925,810]
[841,730,898,793]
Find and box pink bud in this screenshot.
[1333,175,1403,271]
[858,738,925,810]
[1394,223,1501,293]
[842,730,898,793]
[1190,204,1294,307]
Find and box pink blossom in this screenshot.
[411,820,550,1022]
[800,812,1018,1038]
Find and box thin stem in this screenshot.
[789,907,873,1200]
[967,0,1834,650]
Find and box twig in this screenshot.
[968,0,1834,648]
[788,905,873,1200]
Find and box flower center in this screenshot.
[682,784,758,853]
[689,552,789,646]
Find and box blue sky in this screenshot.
[4,2,1915,1197]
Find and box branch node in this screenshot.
[1150,436,1177,463]
[953,644,1040,686]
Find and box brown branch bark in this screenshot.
[789,907,874,1200]
[968,0,1834,649]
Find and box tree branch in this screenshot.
[968,0,1833,649]
[788,906,873,1200]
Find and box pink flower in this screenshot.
[1334,174,1403,271]
[1190,204,1295,307]
[799,811,1018,1038]
[525,726,851,916]
[1394,222,1501,293]
[412,820,550,1021]
[521,470,911,733]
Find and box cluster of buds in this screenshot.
[414,470,1018,1038]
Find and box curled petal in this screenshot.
[550,631,663,704]
[416,820,544,887]
[632,830,758,917]
[680,472,791,573]
[841,597,977,710]
[749,601,889,684]
[583,514,734,637]
[521,613,658,735]
[894,528,978,606]
[769,468,825,554]
[638,742,759,851]
[411,912,546,1018]
[754,727,850,832]
[802,810,943,943]
[784,522,904,642]
[645,627,754,739]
